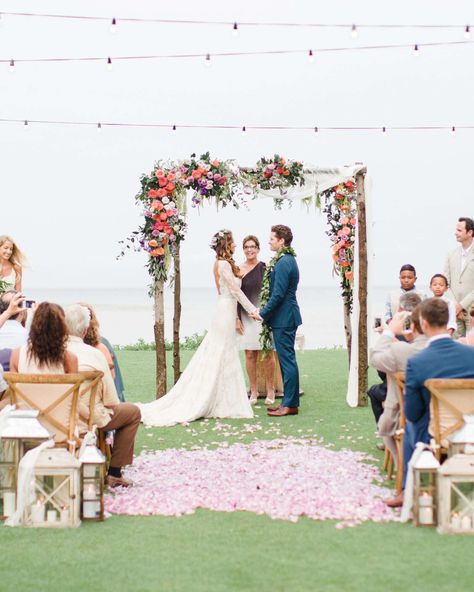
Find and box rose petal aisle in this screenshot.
[105,438,396,526]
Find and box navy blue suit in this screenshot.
[402,336,474,486]
[260,254,302,408]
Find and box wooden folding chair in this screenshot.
[76,371,104,433]
[424,378,474,459]
[393,371,406,493]
[3,373,87,453]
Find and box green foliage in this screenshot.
[117,332,206,352]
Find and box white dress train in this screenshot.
[138,260,256,426]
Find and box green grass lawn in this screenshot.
[2,349,474,592]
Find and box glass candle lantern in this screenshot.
[413,449,440,527]
[0,408,50,520]
[448,415,474,457]
[80,443,106,522]
[438,453,474,534]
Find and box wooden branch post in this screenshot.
[343,301,352,363]
[356,170,368,406]
[153,279,167,398]
[173,245,182,384]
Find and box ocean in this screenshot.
[26,286,405,348]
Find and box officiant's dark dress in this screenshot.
[237,262,266,350]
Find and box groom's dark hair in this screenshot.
[271,225,293,246]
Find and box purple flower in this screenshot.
[152,230,160,237]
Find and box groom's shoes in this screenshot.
[267,405,299,417]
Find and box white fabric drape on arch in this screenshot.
[253,164,369,407]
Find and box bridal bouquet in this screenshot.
[250,155,305,192]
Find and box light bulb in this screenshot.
[107,57,113,71]
[9,59,15,72]
[451,126,456,136]
[314,126,319,135]
[172,125,176,132]
[241,125,246,135]
[97,123,102,131]
[232,22,238,37]
[382,126,387,136]
[351,24,358,39]
[110,18,117,34]
[465,25,471,39]
[24,120,29,129]
[308,49,314,63]
[413,44,419,56]
[205,53,211,67]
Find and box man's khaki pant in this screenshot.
[101,403,141,468]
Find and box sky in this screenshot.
[1,0,474,292]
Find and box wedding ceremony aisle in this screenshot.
[2,349,474,592]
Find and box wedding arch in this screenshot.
[120,154,368,407]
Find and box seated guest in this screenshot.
[10,302,78,373]
[64,304,140,488]
[458,305,474,345]
[0,364,9,410]
[100,336,126,402]
[366,371,387,432]
[386,298,474,507]
[0,291,28,349]
[80,302,116,379]
[370,300,427,462]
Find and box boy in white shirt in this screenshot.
[429,273,457,335]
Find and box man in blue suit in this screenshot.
[386,297,474,507]
[253,225,302,417]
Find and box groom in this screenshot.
[251,225,302,416]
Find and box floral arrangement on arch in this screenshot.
[248,154,305,193]
[179,152,242,208]
[321,179,357,310]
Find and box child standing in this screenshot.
[429,273,457,335]
[384,264,423,323]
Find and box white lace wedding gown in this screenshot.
[138,260,256,426]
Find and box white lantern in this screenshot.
[448,415,474,457]
[413,449,440,527]
[0,409,50,519]
[438,453,474,534]
[25,448,81,528]
[79,442,106,522]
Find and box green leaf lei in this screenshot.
[259,246,297,352]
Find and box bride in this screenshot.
[138,229,257,426]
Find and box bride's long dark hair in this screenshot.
[211,230,240,277]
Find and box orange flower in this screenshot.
[157,188,167,198]
[350,217,356,225]
[341,216,349,224]
[341,261,349,268]
[344,180,355,190]
[149,239,158,248]
[167,172,176,181]
[282,169,290,176]
[155,169,164,178]
[280,158,286,165]
[340,204,350,212]
[158,177,167,187]
[166,182,175,193]
[192,169,202,179]
[345,271,354,281]
[167,211,174,218]
[148,189,159,199]
[212,159,219,168]
[159,212,168,221]
[151,247,165,257]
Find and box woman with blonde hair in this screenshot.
[0,236,26,292]
[138,229,256,426]
[80,302,115,378]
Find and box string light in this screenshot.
[308,49,314,63]
[3,11,474,34]
[2,39,473,69]
[23,120,29,129]
[110,17,117,33]
[351,24,358,39]
[451,126,456,136]
[382,126,387,136]
[413,44,420,55]
[107,57,112,71]
[232,22,238,36]
[205,53,211,67]
[5,118,474,134]
[97,122,102,131]
[465,25,471,39]
[9,59,15,72]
